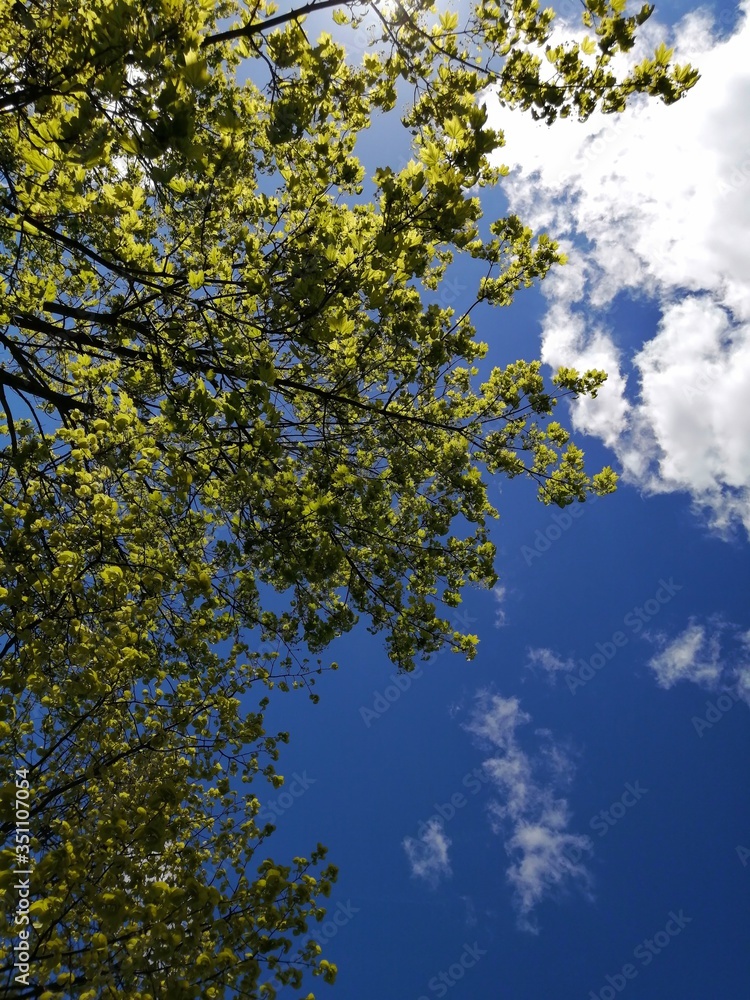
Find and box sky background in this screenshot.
[248,1,750,997]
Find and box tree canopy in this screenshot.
[0,0,697,996]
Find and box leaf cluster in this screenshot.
[0,0,697,995]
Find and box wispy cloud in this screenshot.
[489,3,750,536]
[648,622,722,689]
[465,693,591,932]
[492,584,507,628]
[525,647,575,680]
[647,619,750,705]
[402,817,452,886]
[460,894,478,928]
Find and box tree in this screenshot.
[0,0,697,996]
[0,407,340,999]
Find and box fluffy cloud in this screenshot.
[489,3,750,534]
[465,693,591,932]
[402,817,452,885]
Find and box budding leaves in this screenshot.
[0,0,699,994]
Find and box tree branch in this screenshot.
[202,0,350,47]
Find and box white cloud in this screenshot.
[466,692,528,749]
[737,662,750,705]
[647,618,750,704]
[492,584,508,627]
[525,647,575,678]
[465,693,591,932]
[648,621,722,688]
[505,816,591,931]
[488,2,750,534]
[402,817,452,885]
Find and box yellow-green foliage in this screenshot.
[0,404,337,996]
[0,0,696,994]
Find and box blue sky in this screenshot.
[250,1,750,997]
